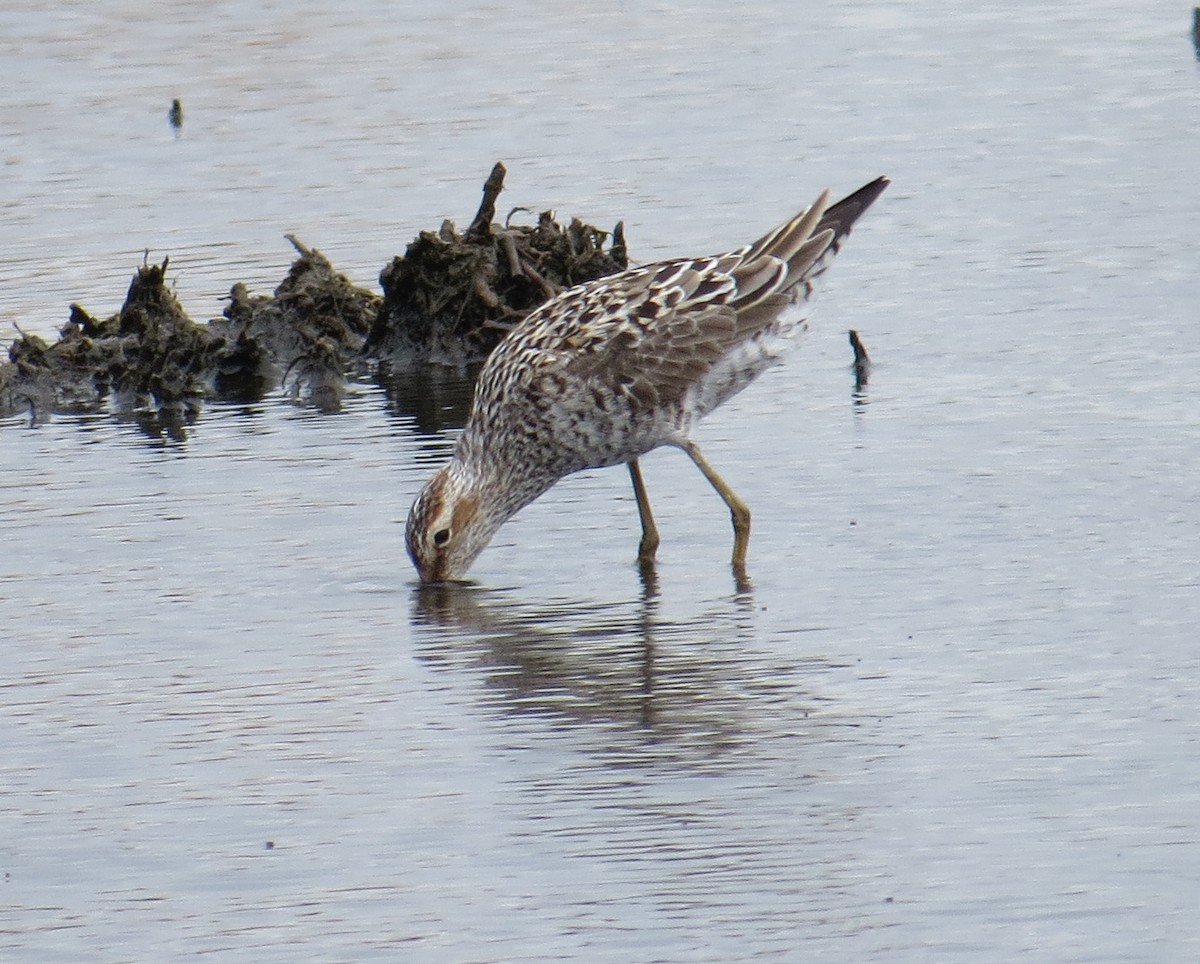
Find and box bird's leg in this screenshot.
[680,439,752,569]
[627,459,660,565]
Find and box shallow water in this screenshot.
[3,1,1200,960]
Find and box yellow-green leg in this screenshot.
[680,438,752,569]
[627,459,660,565]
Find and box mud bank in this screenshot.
[1,163,627,426]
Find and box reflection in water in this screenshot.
[377,364,477,437]
[413,580,666,732]
[115,407,193,445]
[409,580,837,770]
[406,580,883,954]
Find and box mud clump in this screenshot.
[1,162,629,427]
[213,236,381,411]
[1,244,380,423]
[366,162,627,366]
[3,258,228,421]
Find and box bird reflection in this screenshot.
[408,579,806,767]
[412,579,663,731]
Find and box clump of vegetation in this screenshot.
[367,162,627,365]
[1,163,629,427]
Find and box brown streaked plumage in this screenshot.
[406,177,889,582]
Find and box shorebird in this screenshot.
[407,176,888,582]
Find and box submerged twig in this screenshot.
[849,328,871,393]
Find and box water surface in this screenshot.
[3,1,1199,960]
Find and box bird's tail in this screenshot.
[733,176,889,314]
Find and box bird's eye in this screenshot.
[432,528,451,547]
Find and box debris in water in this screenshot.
[849,328,871,393]
[365,161,628,367]
[0,163,630,428]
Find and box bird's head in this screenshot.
[405,462,501,583]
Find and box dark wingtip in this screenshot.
[820,176,890,245]
[849,175,890,201]
[830,176,890,218]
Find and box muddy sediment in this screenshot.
[0,162,628,425]
[368,162,627,365]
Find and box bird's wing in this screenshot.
[480,179,888,413]
[551,189,838,409]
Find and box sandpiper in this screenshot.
[407,177,888,582]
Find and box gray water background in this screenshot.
[2,1,1198,960]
